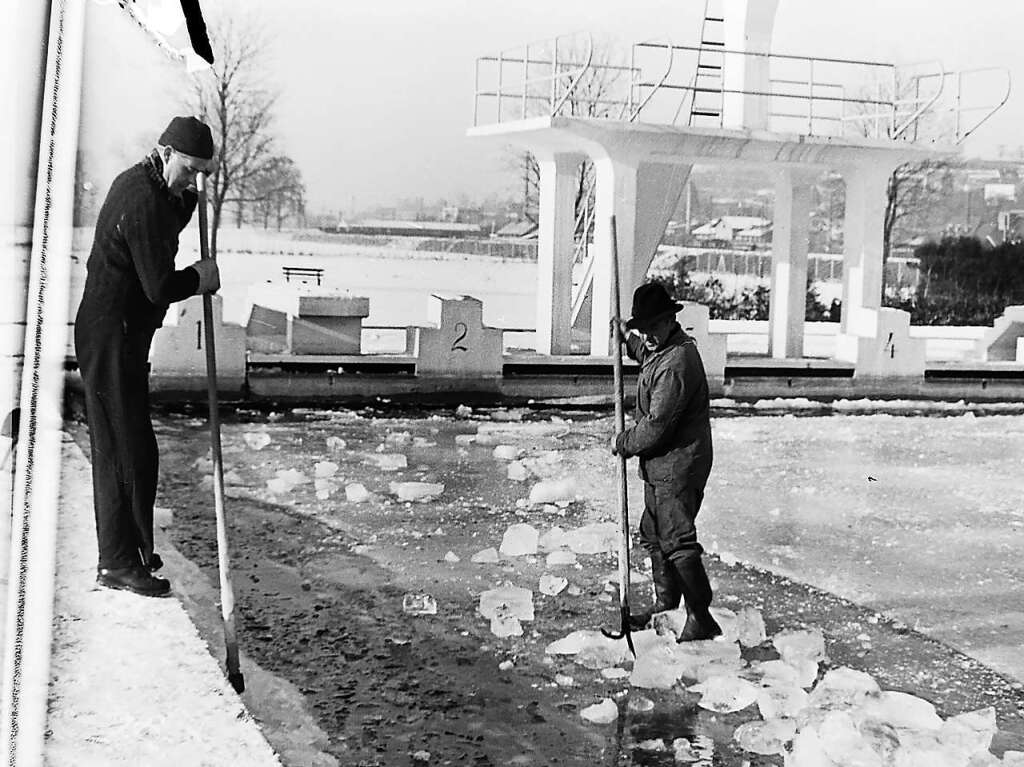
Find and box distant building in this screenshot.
[331,219,484,238]
[691,216,772,249]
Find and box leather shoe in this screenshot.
[97,566,171,597]
[143,552,164,572]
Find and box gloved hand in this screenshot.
[189,258,220,294]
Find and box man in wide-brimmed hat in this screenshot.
[75,116,220,597]
[612,281,721,641]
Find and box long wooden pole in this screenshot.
[196,173,244,694]
[608,215,635,656]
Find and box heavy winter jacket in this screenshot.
[614,323,713,489]
[76,152,199,333]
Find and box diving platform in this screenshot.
[467,0,1010,371]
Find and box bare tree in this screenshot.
[248,156,306,230]
[188,15,293,256]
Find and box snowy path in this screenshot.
[43,437,281,766]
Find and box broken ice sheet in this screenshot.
[470,547,500,564]
[492,444,520,461]
[561,522,618,555]
[756,684,810,720]
[734,718,797,756]
[687,674,759,713]
[546,550,577,567]
[938,706,997,758]
[344,483,370,503]
[325,435,347,452]
[242,431,271,451]
[313,460,338,478]
[478,584,534,622]
[506,461,528,481]
[539,574,568,596]
[805,666,879,709]
[366,453,407,471]
[389,481,444,502]
[499,523,539,556]
[735,606,767,647]
[772,627,826,666]
[402,593,437,616]
[580,698,618,724]
[528,478,577,505]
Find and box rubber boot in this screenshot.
[629,549,682,630]
[671,552,722,642]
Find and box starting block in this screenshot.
[246,284,370,355]
[414,295,503,377]
[974,305,1024,362]
[150,294,246,392]
[835,307,925,378]
[676,302,726,385]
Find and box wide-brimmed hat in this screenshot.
[625,282,683,330]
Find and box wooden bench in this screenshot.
[281,266,324,285]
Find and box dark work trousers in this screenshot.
[74,318,158,570]
[638,480,705,562]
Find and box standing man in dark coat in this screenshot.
[612,282,722,641]
[75,116,220,597]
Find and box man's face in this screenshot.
[162,148,209,195]
[636,315,675,351]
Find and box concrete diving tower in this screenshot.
[468,0,1010,367]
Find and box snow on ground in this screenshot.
[43,438,280,767]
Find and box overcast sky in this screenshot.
[82,0,1024,214]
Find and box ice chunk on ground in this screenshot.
[736,606,767,647]
[772,627,826,666]
[390,481,444,502]
[474,422,570,445]
[507,461,528,481]
[787,727,837,767]
[818,710,885,766]
[443,551,460,563]
[627,696,654,713]
[367,453,407,471]
[313,478,337,500]
[471,547,500,564]
[325,435,347,452]
[546,550,577,567]
[539,574,568,596]
[402,594,437,615]
[1002,752,1024,766]
[562,522,619,555]
[538,526,566,551]
[499,523,540,556]
[635,739,666,751]
[687,675,759,713]
[858,690,942,731]
[455,404,473,419]
[601,667,629,680]
[528,478,577,505]
[313,460,338,478]
[492,444,520,461]
[478,584,534,622]
[498,660,514,671]
[266,468,308,494]
[489,610,522,637]
[385,430,412,446]
[807,666,880,710]
[243,431,271,450]
[672,738,700,763]
[580,698,618,724]
[555,674,574,687]
[939,706,997,758]
[223,470,244,485]
[454,434,476,446]
[344,483,370,503]
[412,436,435,448]
[757,684,810,720]
[734,718,797,756]
[545,630,632,669]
